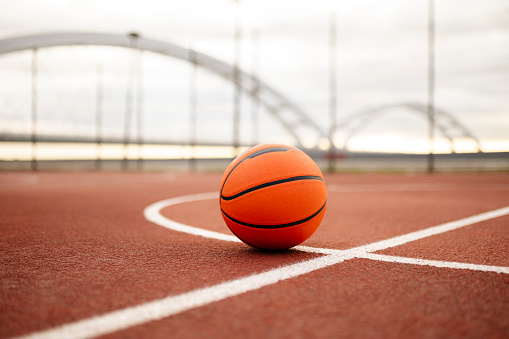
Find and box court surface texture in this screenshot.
[1,171,508,338]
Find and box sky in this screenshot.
[0,0,508,155]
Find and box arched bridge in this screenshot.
[0,33,481,153]
[0,32,327,148]
[335,102,481,153]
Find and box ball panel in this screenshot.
[219,144,301,192]
[221,148,322,198]
[221,180,326,226]
[221,175,324,201]
[222,206,326,249]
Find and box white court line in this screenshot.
[16,191,509,339]
[349,205,509,254]
[144,192,241,243]
[143,192,509,256]
[143,191,334,255]
[15,253,353,339]
[328,183,509,192]
[359,253,509,274]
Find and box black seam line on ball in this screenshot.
[221,175,324,201]
[221,200,326,229]
[220,147,293,195]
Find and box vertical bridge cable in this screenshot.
[328,10,338,173]
[189,47,198,172]
[251,29,259,147]
[233,0,242,158]
[31,48,38,171]
[136,48,143,171]
[428,0,435,173]
[123,32,139,171]
[95,64,103,170]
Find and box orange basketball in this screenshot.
[219,144,327,250]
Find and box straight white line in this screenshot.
[15,193,509,339]
[15,253,352,339]
[350,206,509,254]
[359,253,509,274]
[328,183,509,192]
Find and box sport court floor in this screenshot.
[1,171,508,338]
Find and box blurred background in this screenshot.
[0,0,507,172]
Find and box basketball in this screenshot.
[219,144,327,250]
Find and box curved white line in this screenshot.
[15,190,509,339]
[144,192,241,243]
[143,187,509,255]
[143,191,336,254]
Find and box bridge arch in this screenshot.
[0,32,327,148]
[335,102,481,153]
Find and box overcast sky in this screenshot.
[0,0,508,153]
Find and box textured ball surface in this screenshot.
[219,144,327,249]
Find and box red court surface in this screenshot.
[1,171,508,338]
